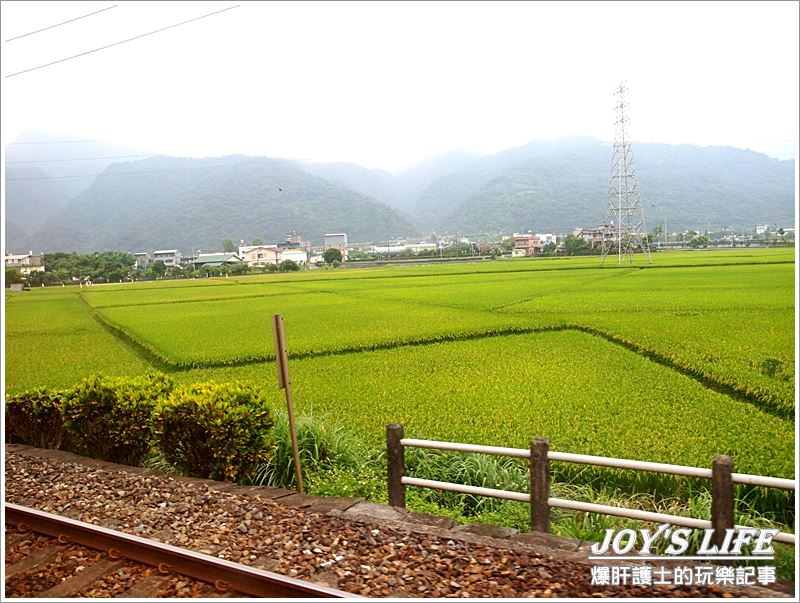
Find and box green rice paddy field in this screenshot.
[5,248,796,480]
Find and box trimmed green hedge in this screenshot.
[5,387,66,449]
[63,373,175,466]
[152,381,275,481]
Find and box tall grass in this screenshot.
[248,409,366,489]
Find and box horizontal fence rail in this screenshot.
[388,426,796,547]
[399,437,796,490]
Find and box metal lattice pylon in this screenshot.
[600,82,652,264]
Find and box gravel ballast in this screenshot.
[3,448,775,598]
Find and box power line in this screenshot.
[5,163,240,181]
[6,154,152,164]
[7,139,100,145]
[5,4,240,79]
[5,5,119,42]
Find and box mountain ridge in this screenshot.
[25,155,418,253]
[4,132,794,253]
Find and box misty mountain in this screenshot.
[4,166,73,250]
[5,130,152,201]
[301,138,793,235]
[5,133,794,254]
[427,138,795,234]
[302,150,483,215]
[27,155,417,253]
[300,161,401,210]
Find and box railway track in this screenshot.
[5,503,353,598]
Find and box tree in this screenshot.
[649,224,664,242]
[540,242,557,257]
[150,260,167,277]
[42,251,135,282]
[251,237,264,245]
[223,238,236,253]
[5,267,24,285]
[279,259,300,272]
[228,262,250,275]
[323,248,343,264]
[689,235,711,248]
[563,234,588,256]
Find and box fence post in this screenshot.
[711,454,734,547]
[387,424,406,508]
[530,437,550,532]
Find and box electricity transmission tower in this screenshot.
[600,82,652,264]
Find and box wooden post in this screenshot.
[272,314,304,494]
[530,437,550,533]
[711,454,734,547]
[387,424,406,508]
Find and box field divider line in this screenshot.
[76,292,794,419]
[489,268,640,312]
[571,324,793,421]
[77,294,179,372]
[86,290,302,310]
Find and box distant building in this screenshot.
[239,245,280,267]
[281,229,312,253]
[151,250,181,267]
[4,251,44,275]
[512,233,542,257]
[538,233,557,247]
[278,249,308,265]
[191,253,243,269]
[406,243,437,253]
[371,245,408,254]
[572,227,607,249]
[324,233,349,261]
[134,252,149,271]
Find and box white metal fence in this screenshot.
[386,425,795,546]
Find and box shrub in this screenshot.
[5,387,66,449]
[152,381,275,481]
[63,373,174,466]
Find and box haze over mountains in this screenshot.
[4,132,795,253]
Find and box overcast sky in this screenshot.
[1,0,797,171]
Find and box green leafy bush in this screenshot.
[63,373,174,465]
[5,387,66,449]
[152,381,274,481]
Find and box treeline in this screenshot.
[44,251,135,282]
[5,251,305,287]
[6,251,136,286]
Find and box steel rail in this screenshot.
[5,503,354,598]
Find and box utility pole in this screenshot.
[600,82,652,265]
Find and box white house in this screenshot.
[239,245,281,267]
[279,249,308,265]
[151,250,181,267]
[5,251,44,275]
